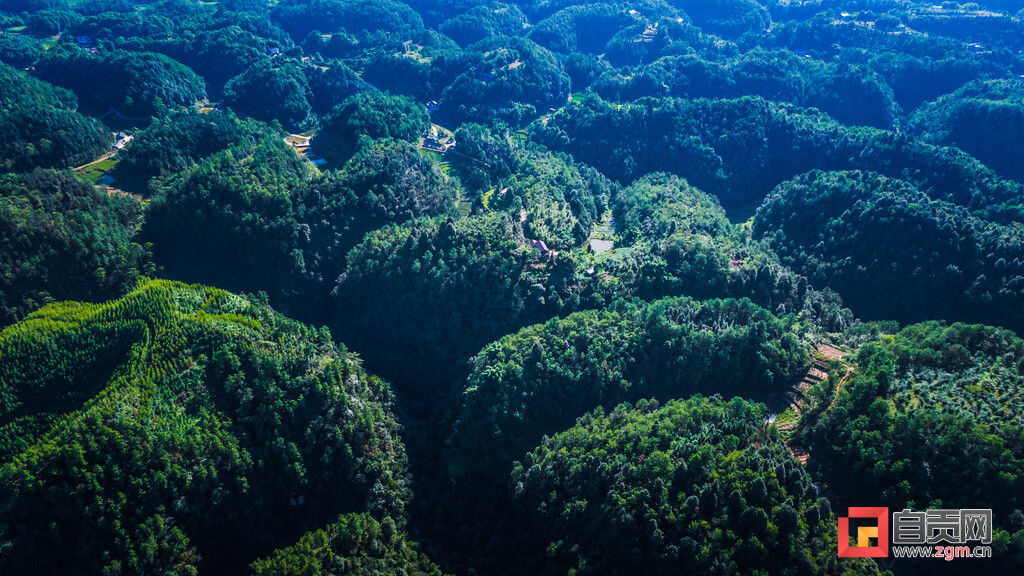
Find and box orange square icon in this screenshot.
[838,507,889,558]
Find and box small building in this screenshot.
[76,35,90,46]
[423,137,445,151]
[113,132,133,150]
[268,47,281,56]
[529,238,557,258]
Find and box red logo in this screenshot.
[838,507,889,557]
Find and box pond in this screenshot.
[590,238,614,254]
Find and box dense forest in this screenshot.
[447,296,809,483]
[800,322,1024,572]
[0,280,409,574]
[753,169,1024,331]
[0,168,152,324]
[508,397,878,575]
[0,61,111,171]
[1,0,1023,573]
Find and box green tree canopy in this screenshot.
[510,396,877,575]
[0,169,151,326]
[0,279,410,574]
[314,91,429,164]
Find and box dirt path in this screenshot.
[825,363,856,412]
[778,344,842,428]
[98,185,145,203]
[778,344,852,465]
[74,150,115,172]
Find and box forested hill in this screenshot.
[1,0,1024,574]
[0,280,413,574]
[533,95,1024,222]
[753,170,1024,331]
